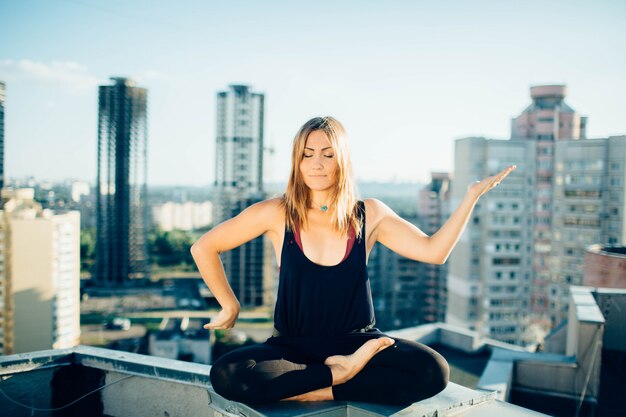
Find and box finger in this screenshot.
[205,319,235,330]
[204,323,229,330]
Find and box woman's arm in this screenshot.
[190,198,282,329]
[370,165,516,265]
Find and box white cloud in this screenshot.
[0,59,101,92]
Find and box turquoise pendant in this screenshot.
[321,205,328,212]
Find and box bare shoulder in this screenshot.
[363,198,392,219]
[252,197,284,213]
[251,197,285,234]
[363,198,394,230]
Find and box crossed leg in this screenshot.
[210,336,448,405]
[281,337,395,401]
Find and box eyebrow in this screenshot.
[304,147,333,151]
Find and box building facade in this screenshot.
[418,172,451,323]
[95,77,150,285]
[447,137,535,345]
[511,85,587,325]
[448,85,626,344]
[0,189,81,354]
[213,85,271,307]
[368,214,434,330]
[214,84,264,223]
[152,201,213,232]
[551,136,626,322]
[0,81,5,190]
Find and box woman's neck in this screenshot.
[309,190,333,212]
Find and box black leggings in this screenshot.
[209,333,449,405]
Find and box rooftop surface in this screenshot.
[0,345,547,417]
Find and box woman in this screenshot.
[191,116,515,405]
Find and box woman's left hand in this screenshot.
[467,165,517,200]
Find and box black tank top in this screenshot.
[272,201,376,337]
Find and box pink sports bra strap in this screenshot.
[294,224,356,263]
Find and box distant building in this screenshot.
[220,193,275,307]
[550,135,626,322]
[0,188,81,354]
[368,214,426,330]
[418,172,451,323]
[447,85,626,345]
[213,84,265,224]
[0,81,5,190]
[213,85,271,308]
[152,201,213,231]
[584,245,626,289]
[512,84,587,324]
[447,136,535,345]
[71,181,90,203]
[95,77,150,285]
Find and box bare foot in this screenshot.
[281,387,334,402]
[324,337,395,385]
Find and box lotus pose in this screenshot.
[191,116,515,405]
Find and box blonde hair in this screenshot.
[282,116,362,238]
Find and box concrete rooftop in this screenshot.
[0,345,547,417]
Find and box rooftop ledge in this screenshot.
[0,345,546,417]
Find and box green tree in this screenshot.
[149,228,196,267]
[80,227,96,272]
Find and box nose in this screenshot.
[312,155,324,169]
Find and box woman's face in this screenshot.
[299,130,338,192]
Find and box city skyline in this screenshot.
[1,0,626,186]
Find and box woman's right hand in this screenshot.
[204,306,240,330]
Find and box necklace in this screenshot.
[311,201,330,212]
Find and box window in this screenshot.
[493,258,520,265]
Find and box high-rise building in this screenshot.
[213,85,271,307]
[418,172,451,323]
[0,81,5,190]
[0,189,81,354]
[447,137,535,345]
[95,77,149,285]
[511,85,586,324]
[367,223,422,330]
[214,84,264,223]
[550,135,626,323]
[447,85,626,345]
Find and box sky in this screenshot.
[1,0,625,186]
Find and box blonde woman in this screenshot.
[191,116,515,404]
